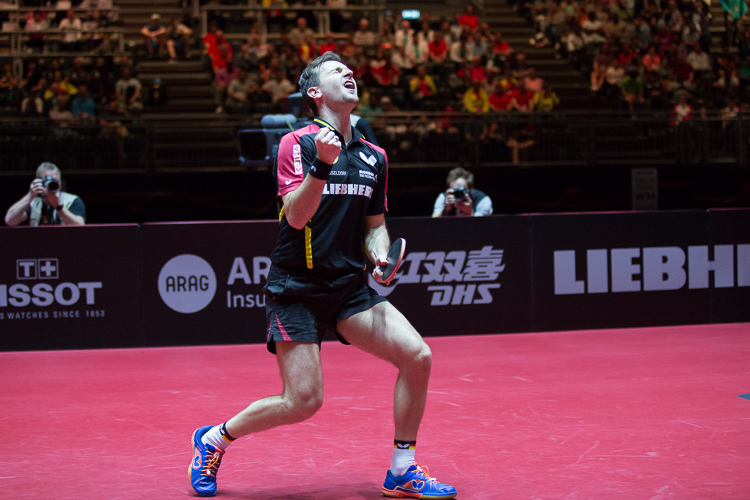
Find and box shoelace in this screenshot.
[202,449,224,478]
[412,464,441,485]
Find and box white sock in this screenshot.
[390,440,416,477]
[201,422,235,452]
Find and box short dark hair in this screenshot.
[446,167,474,189]
[299,51,343,115]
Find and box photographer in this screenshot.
[4,163,86,226]
[431,166,493,217]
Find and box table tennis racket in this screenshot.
[379,238,405,283]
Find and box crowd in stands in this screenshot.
[1,6,121,53]
[517,0,750,122]
[201,4,560,162]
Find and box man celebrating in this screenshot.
[189,52,457,499]
[4,162,86,226]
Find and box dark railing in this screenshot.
[1,111,749,175]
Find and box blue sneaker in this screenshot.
[189,426,225,497]
[382,463,457,499]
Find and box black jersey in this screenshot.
[271,117,388,278]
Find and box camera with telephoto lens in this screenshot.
[449,187,468,202]
[42,175,59,193]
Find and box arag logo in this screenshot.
[158,254,217,314]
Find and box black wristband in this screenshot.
[309,157,333,180]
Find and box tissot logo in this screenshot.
[1,258,102,309]
[158,254,217,314]
[17,258,58,280]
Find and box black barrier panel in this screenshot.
[140,221,278,347]
[530,211,713,331]
[707,209,750,323]
[382,216,533,336]
[0,225,141,351]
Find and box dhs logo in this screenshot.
[158,254,217,314]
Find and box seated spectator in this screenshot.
[141,13,166,58]
[115,66,143,114]
[84,9,110,51]
[681,17,701,48]
[225,69,258,114]
[564,24,586,70]
[25,10,49,52]
[299,35,318,64]
[605,12,629,42]
[670,51,695,90]
[261,69,295,109]
[509,81,535,112]
[462,77,489,113]
[533,83,560,111]
[720,97,742,129]
[524,68,544,93]
[450,33,475,66]
[44,70,78,101]
[371,50,399,87]
[642,45,663,72]
[459,4,480,33]
[289,17,315,47]
[0,63,18,108]
[90,56,116,107]
[512,52,534,79]
[686,44,713,80]
[244,34,271,63]
[621,69,646,115]
[353,17,377,49]
[71,84,96,120]
[378,22,395,48]
[166,16,193,61]
[214,61,239,114]
[489,31,512,68]
[418,20,435,44]
[356,92,384,121]
[394,20,414,49]
[428,30,450,69]
[469,31,489,60]
[391,45,413,74]
[618,42,640,67]
[406,31,430,69]
[21,89,44,117]
[408,64,437,105]
[654,24,675,55]
[713,67,740,94]
[489,81,513,111]
[596,59,624,108]
[627,17,653,48]
[49,96,76,136]
[581,11,607,50]
[670,93,694,125]
[58,9,83,52]
[319,33,339,55]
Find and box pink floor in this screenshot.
[2,323,749,499]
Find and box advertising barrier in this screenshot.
[0,225,141,350]
[1,210,747,351]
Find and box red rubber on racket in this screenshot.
[379,238,406,283]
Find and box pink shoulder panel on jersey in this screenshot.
[277,124,319,196]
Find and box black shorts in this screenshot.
[263,265,387,354]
